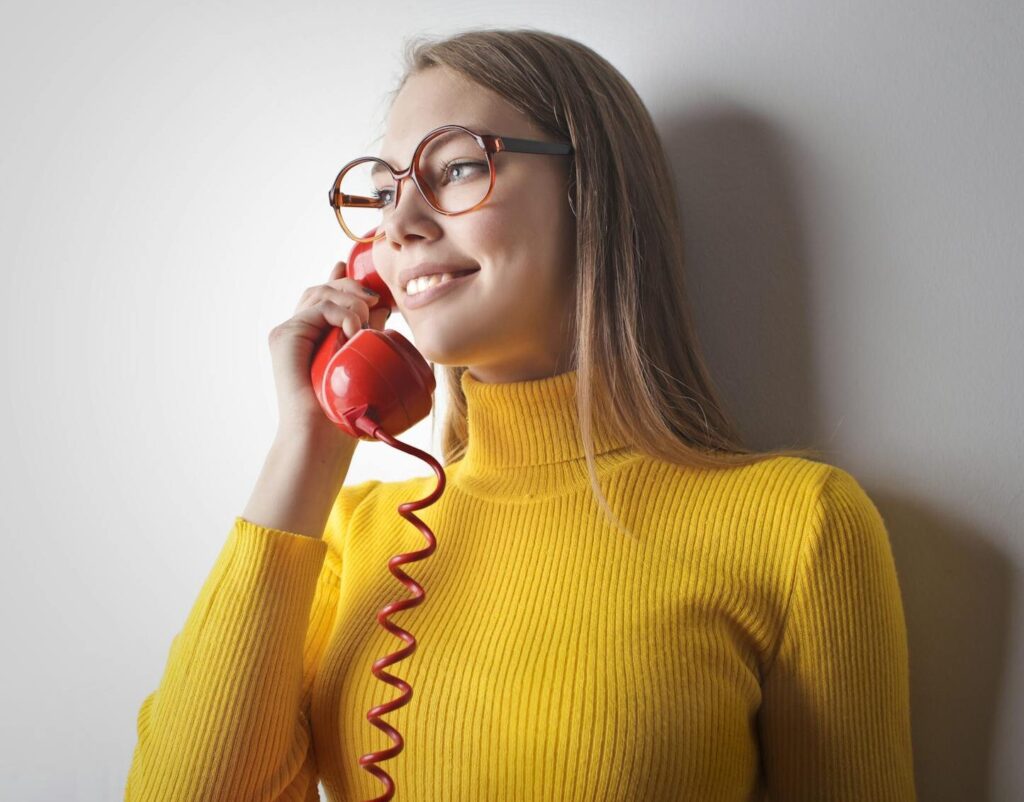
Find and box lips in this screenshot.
[401,266,480,295]
[397,262,481,288]
[401,267,480,310]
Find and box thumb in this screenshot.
[368,304,393,331]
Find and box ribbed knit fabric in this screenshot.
[125,368,917,801]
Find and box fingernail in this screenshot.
[362,287,379,296]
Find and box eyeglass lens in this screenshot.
[337,129,491,236]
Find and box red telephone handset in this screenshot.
[310,229,436,440]
[312,228,445,801]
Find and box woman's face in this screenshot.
[371,66,577,384]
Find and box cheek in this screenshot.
[450,211,521,277]
[468,172,566,251]
[450,179,573,295]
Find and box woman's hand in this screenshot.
[267,259,392,437]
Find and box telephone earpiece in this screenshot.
[310,229,435,439]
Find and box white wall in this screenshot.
[1,1,1020,799]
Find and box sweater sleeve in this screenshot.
[757,466,917,801]
[124,478,381,802]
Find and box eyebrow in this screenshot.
[376,123,495,166]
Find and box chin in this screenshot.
[408,328,480,367]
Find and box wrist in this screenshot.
[273,421,358,461]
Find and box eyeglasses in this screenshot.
[328,124,574,243]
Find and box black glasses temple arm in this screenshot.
[498,136,573,155]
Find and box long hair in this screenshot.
[381,27,823,539]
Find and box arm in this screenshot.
[242,424,359,539]
[757,466,917,801]
[124,470,381,801]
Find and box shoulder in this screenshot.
[800,461,894,573]
[627,451,834,525]
[321,476,385,555]
[694,455,887,558]
[747,458,898,617]
[623,453,876,577]
[322,471,443,553]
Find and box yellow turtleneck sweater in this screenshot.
[125,368,916,801]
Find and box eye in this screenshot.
[441,159,486,184]
[371,188,395,206]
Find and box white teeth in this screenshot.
[406,272,458,295]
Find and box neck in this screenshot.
[450,368,637,499]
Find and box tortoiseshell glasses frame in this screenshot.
[327,124,575,243]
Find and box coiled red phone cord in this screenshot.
[352,413,445,802]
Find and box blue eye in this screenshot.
[441,159,485,183]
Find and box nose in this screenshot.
[382,169,440,245]
[392,170,429,213]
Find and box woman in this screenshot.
[125,28,917,801]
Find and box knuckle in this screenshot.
[268,324,286,345]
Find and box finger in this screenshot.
[325,277,382,306]
[293,299,363,340]
[324,288,373,318]
[329,260,347,281]
[295,285,373,319]
[367,304,392,330]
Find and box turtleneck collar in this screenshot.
[450,368,639,500]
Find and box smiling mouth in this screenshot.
[403,267,481,296]
[401,267,481,308]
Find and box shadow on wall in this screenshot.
[657,104,1013,801]
[878,494,1011,802]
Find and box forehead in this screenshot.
[378,67,538,165]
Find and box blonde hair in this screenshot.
[383,27,824,539]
